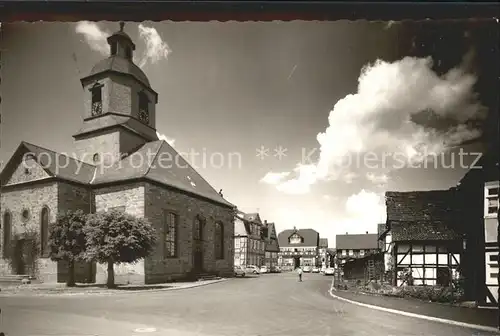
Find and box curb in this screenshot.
[0,278,227,297]
[328,282,499,333]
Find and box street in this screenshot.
[1,273,497,336]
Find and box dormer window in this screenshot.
[289,233,303,244]
[138,91,150,124]
[90,83,103,116]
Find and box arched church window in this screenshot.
[40,207,50,257]
[2,211,11,258]
[138,91,150,124]
[214,221,224,260]
[90,83,103,117]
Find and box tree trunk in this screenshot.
[107,260,115,288]
[67,260,76,287]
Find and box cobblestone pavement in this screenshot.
[1,273,497,336]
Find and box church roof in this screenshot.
[0,141,95,185]
[73,114,158,141]
[92,140,235,208]
[84,55,151,88]
[1,141,234,209]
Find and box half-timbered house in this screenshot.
[385,190,463,287]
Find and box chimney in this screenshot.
[366,231,368,234]
[264,220,267,224]
[346,232,348,235]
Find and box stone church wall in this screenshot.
[0,181,58,282]
[93,183,146,285]
[144,182,235,284]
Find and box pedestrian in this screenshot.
[297,267,303,282]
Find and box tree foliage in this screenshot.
[48,210,88,286]
[84,210,157,264]
[49,210,88,262]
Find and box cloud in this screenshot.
[270,55,485,194]
[75,21,110,55]
[259,171,290,185]
[274,164,317,195]
[137,24,172,68]
[156,132,176,147]
[366,172,389,186]
[75,22,171,69]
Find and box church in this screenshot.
[0,23,236,284]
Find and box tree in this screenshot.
[48,210,88,287]
[84,210,157,288]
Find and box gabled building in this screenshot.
[455,154,499,305]
[336,232,380,262]
[0,23,235,284]
[277,227,320,269]
[384,190,463,287]
[233,212,266,267]
[263,220,280,271]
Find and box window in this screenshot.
[485,184,499,217]
[215,221,224,260]
[193,216,203,241]
[110,42,117,55]
[93,153,100,163]
[490,254,499,262]
[40,207,50,257]
[348,249,353,256]
[21,209,30,222]
[342,249,346,256]
[109,206,125,213]
[138,91,150,124]
[125,46,132,60]
[164,211,178,258]
[3,212,11,258]
[359,249,365,256]
[90,84,103,116]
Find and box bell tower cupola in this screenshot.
[73,22,160,166]
[108,22,136,61]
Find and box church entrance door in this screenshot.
[13,239,34,276]
[193,242,203,274]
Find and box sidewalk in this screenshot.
[331,289,498,329]
[0,278,226,296]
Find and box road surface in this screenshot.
[1,272,496,335]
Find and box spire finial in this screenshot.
[119,21,125,32]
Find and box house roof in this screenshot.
[277,228,319,248]
[326,248,336,256]
[385,190,462,242]
[243,213,263,225]
[319,238,328,248]
[458,152,499,188]
[264,222,280,252]
[1,141,234,209]
[335,233,379,250]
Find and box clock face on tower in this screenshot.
[139,109,149,124]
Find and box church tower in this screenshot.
[73,22,159,166]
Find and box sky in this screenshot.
[0,20,497,247]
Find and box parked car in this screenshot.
[260,266,269,273]
[324,268,335,276]
[320,267,327,274]
[272,266,281,273]
[312,267,320,273]
[245,265,260,274]
[303,266,312,273]
[234,266,245,277]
